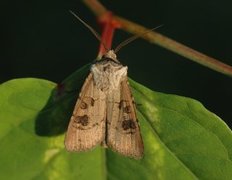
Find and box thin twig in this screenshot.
[83,0,107,17]
[82,0,232,77]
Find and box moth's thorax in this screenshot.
[91,50,127,92]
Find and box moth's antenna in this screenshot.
[114,25,163,53]
[69,10,109,51]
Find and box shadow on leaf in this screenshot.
[35,64,90,136]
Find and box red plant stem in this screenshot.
[97,12,121,59]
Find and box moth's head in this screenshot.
[103,50,118,62]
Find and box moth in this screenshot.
[65,11,144,159]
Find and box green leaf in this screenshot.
[0,66,232,180]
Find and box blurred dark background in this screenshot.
[1,0,232,128]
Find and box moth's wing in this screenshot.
[65,73,106,151]
[106,78,144,159]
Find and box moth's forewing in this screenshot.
[64,73,106,151]
[106,79,144,159]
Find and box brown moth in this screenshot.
[65,12,144,159]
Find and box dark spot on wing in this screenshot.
[90,97,95,106]
[81,97,95,108]
[118,100,123,109]
[118,100,127,109]
[75,115,89,126]
[122,119,136,130]
[118,100,131,113]
[80,102,88,109]
[123,106,131,113]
